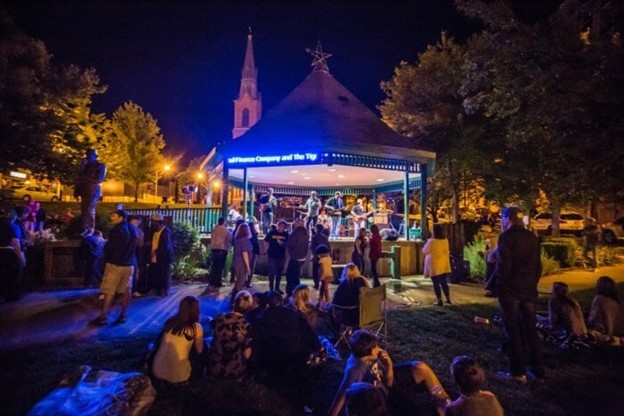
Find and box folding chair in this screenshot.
[331,284,387,349]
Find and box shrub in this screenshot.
[541,251,560,276]
[541,237,578,268]
[463,238,488,281]
[597,246,620,266]
[172,255,198,280]
[172,221,200,261]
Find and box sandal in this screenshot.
[90,317,107,326]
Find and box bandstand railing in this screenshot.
[125,208,222,233]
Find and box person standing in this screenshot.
[208,217,232,288]
[258,188,277,235]
[351,227,368,278]
[74,148,106,237]
[350,198,367,237]
[264,220,289,293]
[285,218,309,297]
[582,217,600,271]
[128,216,146,297]
[422,223,452,306]
[495,206,544,383]
[231,223,253,303]
[310,223,331,290]
[147,213,174,297]
[369,224,382,288]
[304,191,322,233]
[81,230,106,288]
[0,210,26,302]
[91,209,138,325]
[325,191,344,239]
[246,220,260,288]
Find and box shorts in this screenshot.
[101,263,134,295]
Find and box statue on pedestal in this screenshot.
[74,149,106,237]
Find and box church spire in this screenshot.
[233,29,262,139]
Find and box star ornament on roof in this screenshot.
[306,41,332,73]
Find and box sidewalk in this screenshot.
[1,264,623,351]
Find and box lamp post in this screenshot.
[154,164,172,198]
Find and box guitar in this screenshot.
[351,210,376,223]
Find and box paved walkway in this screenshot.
[1,264,623,351]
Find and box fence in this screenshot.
[125,208,222,233]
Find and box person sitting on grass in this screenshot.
[151,296,205,388]
[345,382,388,416]
[329,329,451,416]
[445,355,504,416]
[588,275,624,345]
[207,291,253,380]
[540,282,588,335]
[288,284,318,329]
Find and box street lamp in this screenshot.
[155,163,172,198]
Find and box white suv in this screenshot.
[533,212,584,235]
[601,217,624,244]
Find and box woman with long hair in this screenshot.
[422,223,452,306]
[151,296,204,386]
[548,282,587,336]
[369,224,382,288]
[589,275,624,337]
[289,284,318,328]
[231,223,252,303]
[351,228,368,277]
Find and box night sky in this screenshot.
[4,1,557,164]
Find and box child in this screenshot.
[445,355,504,416]
[316,244,333,308]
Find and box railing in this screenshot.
[125,208,222,233]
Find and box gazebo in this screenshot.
[212,59,436,240]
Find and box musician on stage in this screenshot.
[304,191,322,232]
[258,188,278,235]
[350,198,368,237]
[324,191,344,239]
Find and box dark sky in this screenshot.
[4,1,557,164]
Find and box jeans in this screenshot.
[370,257,380,287]
[262,211,274,235]
[286,258,304,297]
[268,256,285,291]
[498,293,544,377]
[330,215,342,238]
[583,244,597,268]
[353,220,366,237]
[431,274,450,300]
[209,249,227,287]
[305,215,318,233]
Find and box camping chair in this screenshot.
[332,284,387,350]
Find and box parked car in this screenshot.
[4,185,60,202]
[533,212,584,235]
[601,217,624,244]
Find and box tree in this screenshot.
[0,13,108,182]
[111,101,166,202]
[457,0,624,234]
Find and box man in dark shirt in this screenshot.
[495,206,544,383]
[147,213,174,297]
[285,218,309,297]
[91,209,138,325]
[259,188,278,235]
[264,220,289,293]
[582,217,600,270]
[325,191,344,239]
[81,230,106,288]
[0,210,26,301]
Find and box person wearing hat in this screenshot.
[495,206,545,383]
[74,148,107,237]
[91,209,138,325]
[147,213,174,297]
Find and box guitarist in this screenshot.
[258,188,278,235]
[324,191,344,239]
[350,198,369,237]
[304,191,322,232]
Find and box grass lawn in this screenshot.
[2,289,623,416]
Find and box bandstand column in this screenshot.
[420,163,428,237]
[220,161,230,220]
[250,185,255,220]
[404,165,409,241]
[242,167,248,219]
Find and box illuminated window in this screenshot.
[242,109,250,127]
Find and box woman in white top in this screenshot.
[422,223,452,306]
[152,296,204,385]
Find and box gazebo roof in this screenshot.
[220,68,435,164]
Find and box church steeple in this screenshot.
[233,29,262,139]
